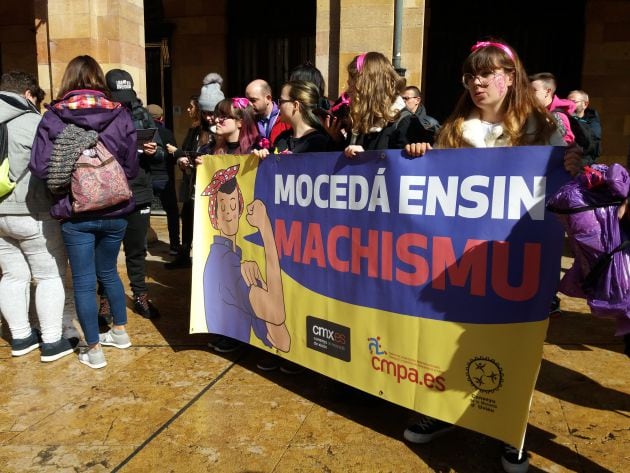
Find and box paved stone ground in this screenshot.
[0,217,627,472]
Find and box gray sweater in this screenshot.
[0,92,51,215]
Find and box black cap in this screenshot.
[106,69,136,104]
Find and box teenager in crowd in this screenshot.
[30,55,139,369]
[165,73,224,269]
[342,51,431,157]
[403,40,581,473]
[253,80,331,158]
[199,97,260,354]
[0,71,74,362]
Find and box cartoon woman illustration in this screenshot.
[201,164,290,352]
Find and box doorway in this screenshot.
[226,0,316,97]
[423,0,587,122]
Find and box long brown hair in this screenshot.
[56,55,109,99]
[437,41,556,148]
[347,52,405,135]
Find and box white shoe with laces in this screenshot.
[99,329,131,349]
[78,346,107,369]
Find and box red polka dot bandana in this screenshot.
[201,164,243,230]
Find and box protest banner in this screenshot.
[190,146,569,447]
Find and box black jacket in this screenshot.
[127,100,163,206]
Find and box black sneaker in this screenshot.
[403,415,455,444]
[280,361,305,375]
[40,337,78,362]
[256,355,280,371]
[549,295,561,317]
[133,293,160,319]
[501,444,529,473]
[213,336,241,353]
[11,330,41,357]
[169,243,181,256]
[164,255,192,269]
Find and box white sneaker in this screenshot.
[78,346,107,369]
[99,330,131,349]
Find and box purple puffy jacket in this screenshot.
[547,163,630,336]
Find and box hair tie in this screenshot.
[231,97,250,109]
[356,53,367,72]
[471,41,515,62]
[331,92,350,113]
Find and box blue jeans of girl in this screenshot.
[61,218,127,346]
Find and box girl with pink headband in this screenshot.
[341,51,428,157]
[403,39,582,473]
[405,39,581,154]
[210,97,259,155]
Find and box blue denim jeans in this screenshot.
[61,218,128,345]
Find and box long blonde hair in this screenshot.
[347,52,405,135]
[437,41,556,148]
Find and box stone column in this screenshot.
[33,0,146,102]
[316,0,426,99]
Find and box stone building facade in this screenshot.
[0,0,628,163]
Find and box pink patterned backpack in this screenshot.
[71,141,132,213]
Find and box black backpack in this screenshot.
[552,109,597,166]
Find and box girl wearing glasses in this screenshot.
[406,41,580,159]
[200,97,260,354]
[254,80,331,158]
[211,98,259,155]
[403,40,582,473]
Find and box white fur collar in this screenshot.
[461,113,511,148]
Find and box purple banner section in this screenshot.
[248,147,569,324]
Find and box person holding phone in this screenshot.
[165,82,223,269]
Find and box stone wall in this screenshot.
[583,0,630,164]
[317,0,425,99]
[34,0,146,104]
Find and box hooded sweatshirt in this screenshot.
[548,95,576,145]
[0,92,51,214]
[30,89,139,220]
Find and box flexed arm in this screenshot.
[245,200,290,351]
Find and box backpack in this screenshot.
[0,111,32,199]
[0,122,13,198]
[552,109,597,165]
[70,140,132,213]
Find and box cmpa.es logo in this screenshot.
[465,356,504,393]
[367,336,386,356]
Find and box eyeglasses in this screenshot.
[278,98,293,105]
[215,116,234,124]
[401,96,419,101]
[462,70,505,89]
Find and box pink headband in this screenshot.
[356,53,367,72]
[471,41,515,62]
[231,97,250,109]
